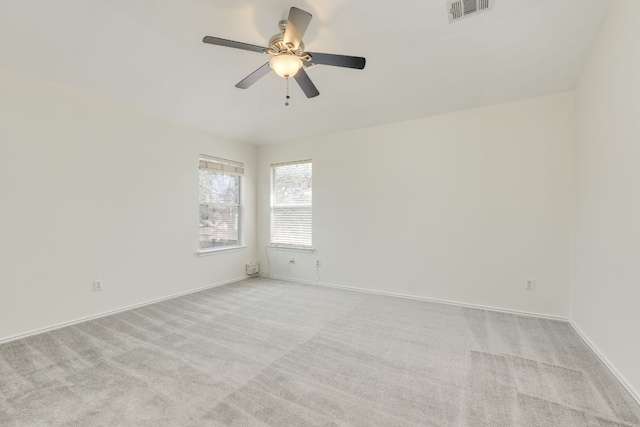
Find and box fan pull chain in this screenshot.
[285,77,290,107]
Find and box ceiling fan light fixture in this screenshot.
[269,54,303,78]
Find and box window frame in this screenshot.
[269,160,313,250]
[198,155,244,254]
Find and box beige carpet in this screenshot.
[1,278,639,426]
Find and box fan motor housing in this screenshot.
[269,33,305,55]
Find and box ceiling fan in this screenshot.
[202,7,366,100]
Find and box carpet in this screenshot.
[1,278,639,426]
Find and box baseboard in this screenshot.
[262,274,569,322]
[0,276,249,345]
[569,321,640,407]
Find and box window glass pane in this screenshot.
[274,163,312,206]
[199,205,239,249]
[199,171,239,205]
[198,157,242,251]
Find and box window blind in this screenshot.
[199,156,244,176]
[270,160,312,248]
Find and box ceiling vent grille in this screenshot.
[447,0,494,23]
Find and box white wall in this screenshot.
[572,0,640,396]
[0,67,257,341]
[258,92,575,317]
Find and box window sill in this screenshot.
[267,245,315,253]
[197,246,246,256]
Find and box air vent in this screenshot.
[447,0,494,23]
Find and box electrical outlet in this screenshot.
[94,279,103,292]
[525,279,535,291]
[316,259,321,268]
[289,257,295,264]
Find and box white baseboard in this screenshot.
[569,321,640,407]
[262,274,569,322]
[0,276,249,345]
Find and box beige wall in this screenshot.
[258,92,575,317]
[0,67,257,340]
[572,0,640,397]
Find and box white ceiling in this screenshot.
[0,0,611,145]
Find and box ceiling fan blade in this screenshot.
[308,52,366,70]
[203,36,267,54]
[293,69,320,98]
[235,63,272,89]
[283,7,312,50]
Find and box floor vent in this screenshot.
[448,0,494,23]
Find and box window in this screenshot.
[199,156,243,251]
[270,160,312,248]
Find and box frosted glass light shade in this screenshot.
[269,54,303,78]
